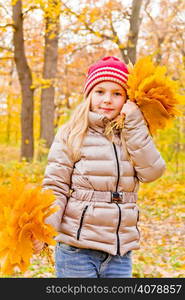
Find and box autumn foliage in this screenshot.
[127,56,183,135]
[0,176,58,275]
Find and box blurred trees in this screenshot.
[40,0,60,148]
[11,0,60,159]
[126,0,143,63]
[62,0,143,63]
[13,0,34,161]
[0,0,184,164]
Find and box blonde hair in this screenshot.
[61,92,131,163]
[61,94,91,162]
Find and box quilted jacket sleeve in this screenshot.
[122,101,166,183]
[42,126,74,231]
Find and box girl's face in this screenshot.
[90,81,127,120]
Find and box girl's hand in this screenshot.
[32,239,45,254]
[120,100,139,117]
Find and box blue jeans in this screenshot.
[55,242,132,278]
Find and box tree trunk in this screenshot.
[6,63,13,145]
[40,0,60,148]
[125,0,143,64]
[12,0,34,161]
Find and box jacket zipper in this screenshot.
[115,203,121,255]
[136,210,140,238]
[112,142,121,255]
[112,143,120,191]
[77,205,88,240]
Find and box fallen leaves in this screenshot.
[133,171,185,278]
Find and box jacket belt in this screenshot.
[71,189,138,203]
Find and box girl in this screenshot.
[35,56,166,278]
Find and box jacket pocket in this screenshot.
[76,205,88,240]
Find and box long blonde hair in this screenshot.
[61,92,131,163]
[61,94,91,162]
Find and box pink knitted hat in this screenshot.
[83,56,129,97]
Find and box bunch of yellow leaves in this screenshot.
[0,176,58,275]
[126,56,183,135]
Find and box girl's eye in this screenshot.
[96,90,103,94]
[115,93,122,96]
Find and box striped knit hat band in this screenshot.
[83,56,129,97]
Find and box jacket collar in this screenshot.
[88,111,110,133]
[88,111,121,137]
[89,111,110,131]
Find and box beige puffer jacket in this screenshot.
[42,102,166,256]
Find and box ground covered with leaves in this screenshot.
[0,146,184,278]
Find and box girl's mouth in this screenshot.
[101,108,114,111]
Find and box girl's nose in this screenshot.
[103,93,112,103]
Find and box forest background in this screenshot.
[0,0,184,278]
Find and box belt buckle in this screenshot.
[111,192,123,203]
